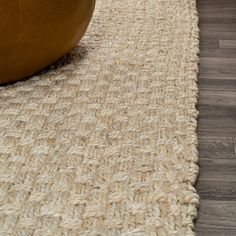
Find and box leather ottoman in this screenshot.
[0,0,95,84]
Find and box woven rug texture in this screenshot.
[0,0,199,235]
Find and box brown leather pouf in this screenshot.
[0,0,95,84]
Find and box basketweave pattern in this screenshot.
[0,0,199,235]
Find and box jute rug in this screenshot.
[0,0,199,235]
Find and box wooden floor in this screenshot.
[195,0,236,235]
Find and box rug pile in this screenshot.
[0,0,199,235]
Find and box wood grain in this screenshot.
[196,200,236,235]
[198,136,235,158]
[196,181,236,201]
[195,0,236,235]
[219,40,236,49]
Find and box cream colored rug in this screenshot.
[0,0,199,235]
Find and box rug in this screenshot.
[0,0,199,235]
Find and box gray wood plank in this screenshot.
[200,40,219,49]
[199,9,236,19]
[200,48,236,58]
[198,136,235,159]
[196,181,236,201]
[199,78,236,92]
[198,125,236,137]
[198,0,236,9]
[199,23,236,33]
[199,73,236,80]
[195,200,236,234]
[198,107,236,136]
[200,57,236,74]
[220,40,236,49]
[200,31,236,41]
[199,169,236,182]
[199,90,236,106]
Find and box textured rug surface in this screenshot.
[0,0,199,235]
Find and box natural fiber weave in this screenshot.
[0,0,199,235]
